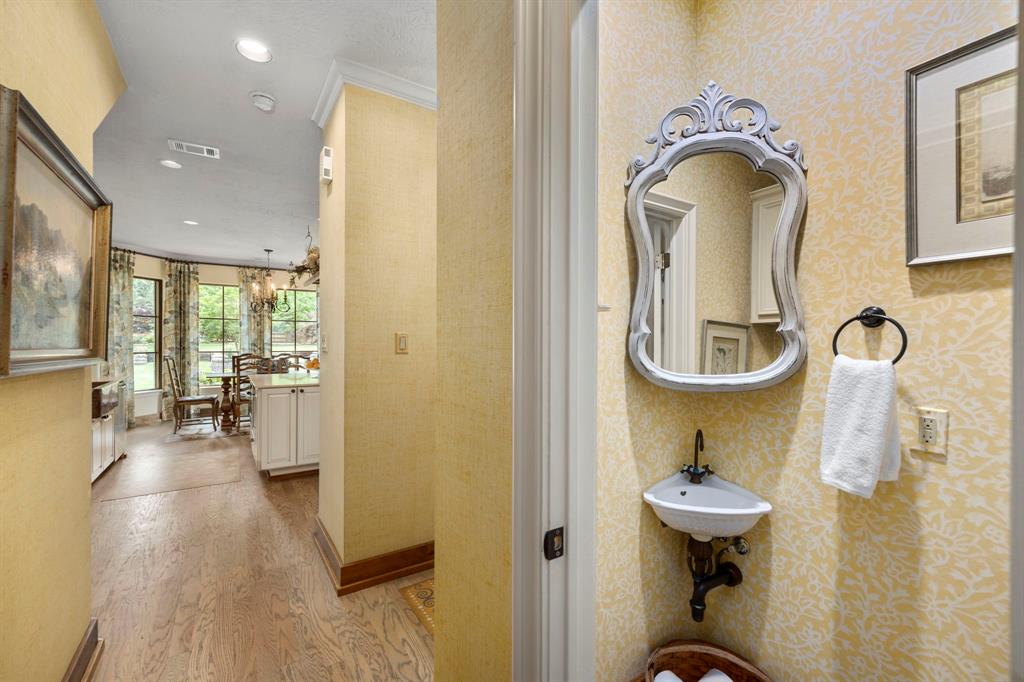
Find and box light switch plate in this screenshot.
[395,332,409,354]
[914,407,948,458]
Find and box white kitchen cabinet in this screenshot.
[296,387,320,466]
[251,374,320,475]
[749,184,784,324]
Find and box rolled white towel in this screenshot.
[699,669,733,682]
[653,672,683,682]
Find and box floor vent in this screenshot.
[167,138,221,159]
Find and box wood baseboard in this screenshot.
[62,617,104,682]
[313,517,434,596]
[313,517,344,591]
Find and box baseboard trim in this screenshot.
[312,518,434,596]
[62,617,103,682]
[313,517,344,592]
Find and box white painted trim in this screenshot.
[512,0,598,680]
[644,192,697,374]
[311,57,437,128]
[1011,11,1023,678]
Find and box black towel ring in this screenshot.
[831,306,908,365]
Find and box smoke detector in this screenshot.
[167,138,220,159]
[250,91,276,113]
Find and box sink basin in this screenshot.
[643,472,771,541]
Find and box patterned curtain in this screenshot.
[107,248,136,427]
[239,267,271,355]
[162,259,200,418]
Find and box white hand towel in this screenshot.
[819,354,901,498]
[698,669,733,682]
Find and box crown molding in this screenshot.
[311,57,437,128]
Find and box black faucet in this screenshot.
[681,428,713,484]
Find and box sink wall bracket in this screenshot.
[687,535,745,622]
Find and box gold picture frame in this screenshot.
[0,85,111,377]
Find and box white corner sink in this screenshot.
[643,472,772,541]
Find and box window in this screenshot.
[271,290,319,356]
[132,277,160,391]
[198,284,240,384]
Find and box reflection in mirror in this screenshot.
[643,152,786,377]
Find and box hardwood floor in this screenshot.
[90,423,433,681]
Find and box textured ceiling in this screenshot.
[95,0,435,268]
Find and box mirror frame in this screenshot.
[625,82,808,392]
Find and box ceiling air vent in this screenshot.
[167,138,220,159]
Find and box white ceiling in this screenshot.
[95,0,436,268]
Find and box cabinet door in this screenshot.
[261,389,297,469]
[91,420,103,478]
[750,185,784,324]
[296,387,320,465]
[101,415,115,466]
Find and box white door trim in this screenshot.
[644,192,697,374]
[512,0,598,680]
[1010,14,1022,678]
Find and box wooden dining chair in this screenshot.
[232,354,263,431]
[271,352,307,372]
[164,356,220,434]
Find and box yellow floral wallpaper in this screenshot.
[597,1,1015,680]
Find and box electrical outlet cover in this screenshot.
[915,407,949,458]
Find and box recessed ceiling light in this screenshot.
[235,38,272,63]
[249,91,276,113]
[183,220,199,226]
[160,159,182,169]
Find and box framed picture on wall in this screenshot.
[700,320,749,375]
[906,26,1017,266]
[0,85,112,377]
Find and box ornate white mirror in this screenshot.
[625,82,808,391]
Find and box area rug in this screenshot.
[400,578,435,635]
[97,425,243,501]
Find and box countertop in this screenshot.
[248,371,320,390]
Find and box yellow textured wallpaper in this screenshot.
[319,87,346,549]
[342,85,436,562]
[0,1,124,680]
[435,0,514,678]
[317,85,436,564]
[597,1,1016,680]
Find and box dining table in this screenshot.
[205,371,239,432]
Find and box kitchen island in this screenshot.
[249,371,320,476]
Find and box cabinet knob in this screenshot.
[290,389,295,393]
[299,389,304,393]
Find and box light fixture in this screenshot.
[250,249,290,315]
[160,159,182,169]
[249,90,276,113]
[235,38,272,63]
[183,220,199,226]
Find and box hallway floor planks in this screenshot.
[90,423,433,681]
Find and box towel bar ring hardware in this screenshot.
[831,306,908,365]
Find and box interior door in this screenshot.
[296,387,320,465]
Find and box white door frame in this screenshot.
[512,0,598,680]
[1011,13,1022,678]
[644,193,697,374]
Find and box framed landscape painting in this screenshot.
[906,26,1017,265]
[0,85,111,377]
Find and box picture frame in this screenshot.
[0,85,111,377]
[700,320,750,376]
[906,26,1017,266]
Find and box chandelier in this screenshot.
[288,224,320,288]
[250,248,290,315]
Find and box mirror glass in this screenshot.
[643,151,787,376]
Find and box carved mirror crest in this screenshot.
[625,82,808,392]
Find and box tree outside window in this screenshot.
[198,284,241,384]
[132,277,160,391]
[271,290,318,356]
